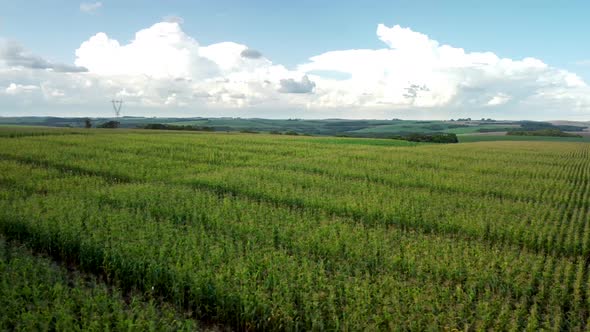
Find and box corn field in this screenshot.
[1,127,589,330]
[0,235,198,331]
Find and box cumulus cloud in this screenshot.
[240,48,263,59]
[71,22,311,110]
[75,22,218,79]
[403,84,429,100]
[278,75,316,94]
[163,15,184,24]
[1,21,589,119]
[0,41,88,72]
[298,24,590,115]
[5,83,39,95]
[80,2,102,14]
[487,93,512,106]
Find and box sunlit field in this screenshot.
[1,127,590,330]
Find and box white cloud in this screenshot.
[240,48,263,59]
[75,22,218,79]
[298,24,590,117]
[80,2,102,14]
[0,40,87,72]
[487,93,511,106]
[163,15,184,24]
[1,21,589,119]
[71,22,310,111]
[5,83,39,95]
[279,75,316,94]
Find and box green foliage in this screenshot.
[402,133,458,143]
[507,129,582,137]
[97,121,120,129]
[0,237,198,331]
[360,132,458,143]
[142,123,214,131]
[517,121,586,132]
[0,127,590,330]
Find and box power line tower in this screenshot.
[111,99,123,118]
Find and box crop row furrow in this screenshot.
[1,173,585,330]
[1,153,586,261]
[2,129,590,330]
[20,133,583,183]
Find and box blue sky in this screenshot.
[1,1,589,119]
[3,1,589,75]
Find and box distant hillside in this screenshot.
[1,116,588,139]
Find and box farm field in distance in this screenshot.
[458,134,590,143]
[1,126,590,330]
[2,116,589,141]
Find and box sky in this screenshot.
[1,0,589,120]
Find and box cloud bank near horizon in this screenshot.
[1,20,589,119]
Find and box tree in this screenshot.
[84,118,92,128]
[98,121,120,129]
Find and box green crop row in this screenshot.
[0,235,200,331]
[1,133,588,257]
[1,128,590,330]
